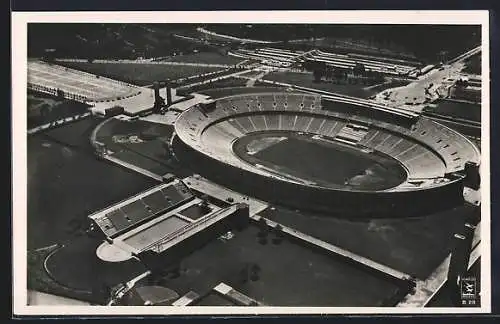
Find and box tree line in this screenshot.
[302,60,386,84]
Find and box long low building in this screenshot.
[89,178,250,264]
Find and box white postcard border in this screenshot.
[12,10,491,315]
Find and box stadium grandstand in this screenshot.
[173,92,479,217]
[229,47,420,75]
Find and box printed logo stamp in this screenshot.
[460,276,479,306]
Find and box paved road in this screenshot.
[56,58,234,68]
[196,27,279,44]
[180,68,254,89]
[371,47,480,113]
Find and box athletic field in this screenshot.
[58,62,227,86]
[235,133,406,191]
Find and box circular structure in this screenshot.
[122,286,179,306]
[173,92,480,217]
[96,242,133,263]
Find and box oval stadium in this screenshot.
[173,91,480,217]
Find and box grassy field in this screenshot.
[28,118,158,250]
[58,62,226,86]
[28,246,96,303]
[162,52,243,65]
[183,77,248,94]
[247,135,405,190]
[424,99,481,123]
[462,53,481,75]
[260,203,477,280]
[239,70,266,78]
[44,235,146,293]
[28,91,90,129]
[152,224,403,306]
[96,118,192,178]
[263,71,408,99]
[197,86,287,99]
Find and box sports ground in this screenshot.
[263,71,411,99]
[58,62,230,86]
[234,133,406,191]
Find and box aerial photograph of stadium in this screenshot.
[18,16,487,311]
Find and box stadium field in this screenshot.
[263,71,408,99]
[259,203,478,279]
[162,52,243,65]
[28,119,158,250]
[155,224,404,306]
[58,62,226,86]
[235,133,406,191]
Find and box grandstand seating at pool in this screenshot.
[92,183,195,238]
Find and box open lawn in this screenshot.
[263,71,409,99]
[153,224,404,306]
[197,86,287,99]
[28,91,90,129]
[424,99,481,123]
[162,52,243,65]
[462,53,481,75]
[184,77,249,94]
[96,117,192,178]
[28,118,158,249]
[260,203,478,280]
[58,62,226,86]
[44,235,147,293]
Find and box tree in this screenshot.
[249,263,261,282]
[456,78,469,88]
[353,63,366,77]
[271,224,285,245]
[92,282,112,305]
[333,68,344,83]
[257,218,268,235]
[343,70,349,81]
[311,61,326,83]
[374,71,384,83]
[325,66,333,81]
[312,68,324,83]
[56,88,65,98]
[43,48,56,63]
